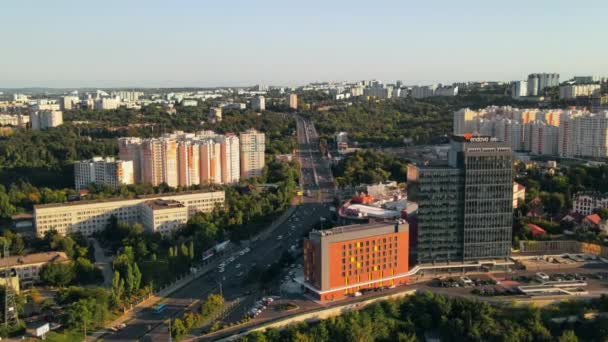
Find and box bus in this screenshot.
[153,303,167,314]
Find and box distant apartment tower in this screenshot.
[289,93,298,110]
[118,137,143,183]
[60,96,79,110]
[209,107,222,123]
[408,135,513,263]
[95,97,120,110]
[239,129,265,179]
[177,140,200,187]
[140,139,165,186]
[302,222,410,301]
[558,112,608,158]
[511,81,528,99]
[30,110,63,130]
[559,84,601,100]
[251,96,265,111]
[411,85,437,99]
[219,134,241,183]
[527,73,559,96]
[74,157,134,190]
[198,139,222,184]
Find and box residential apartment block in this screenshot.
[454,106,608,158]
[74,157,134,190]
[240,128,265,179]
[30,110,63,129]
[34,190,225,236]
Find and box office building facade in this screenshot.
[303,222,409,301]
[408,135,513,263]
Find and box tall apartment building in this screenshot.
[251,96,265,111]
[289,93,298,110]
[240,129,265,179]
[559,84,601,100]
[219,134,240,184]
[112,91,143,102]
[528,121,559,155]
[199,139,222,184]
[453,108,479,135]
[408,135,513,263]
[177,140,200,187]
[302,222,409,301]
[95,97,120,110]
[511,80,528,98]
[162,137,179,187]
[34,190,225,236]
[558,112,608,158]
[527,73,559,96]
[30,110,63,130]
[141,139,165,186]
[411,85,437,99]
[118,137,143,183]
[74,157,134,190]
[60,95,80,110]
[209,107,222,123]
[0,114,29,127]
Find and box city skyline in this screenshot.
[2,0,608,88]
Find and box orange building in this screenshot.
[302,222,409,301]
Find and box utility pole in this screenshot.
[1,244,18,328]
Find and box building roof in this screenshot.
[143,199,185,210]
[526,223,547,237]
[585,213,602,226]
[34,189,222,209]
[0,251,69,269]
[311,221,407,240]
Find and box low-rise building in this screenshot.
[0,251,69,286]
[513,182,526,208]
[141,199,188,234]
[302,222,409,301]
[34,190,225,236]
[30,110,63,130]
[573,192,608,216]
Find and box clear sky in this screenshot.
[2,0,607,88]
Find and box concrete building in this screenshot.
[209,107,222,123]
[198,138,223,185]
[527,73,559,96]
[60,96,80,110]
[34,190,225,236]
[94,97,120,110]
[29,110,63,130]
[289,93,298,110]
[558,112,608,158]
[528,121,559,156]
[219,134,240,183]
[118,137,143,183]
[141,199,188,235]
[453,108,479,135]
[0,114,29,127]
[177,140,200,187]
[74,157,134,190]
[113,91,143,102]
[513,182,526,209]
[435,85,459,97]
[408,135,513,263]
[239,129,265,179]
[411,85,437,99]
[573,192,608,216]
[559,84,601,100]
[302,222,409,301]
[511,80,528,99]
[0,251,70,286]
[251,96,265,111]
[181,99,198,107]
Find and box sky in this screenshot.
[2,0,608,88]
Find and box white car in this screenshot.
[235,263,241,269]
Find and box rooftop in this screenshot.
[34,189,222,209]
[312,222,404,238]
[143,199,185,210]
[0,251,69,269]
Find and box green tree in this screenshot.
[39,262,75,286]
[558,330,578,342]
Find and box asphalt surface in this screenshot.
[103,114,334,341]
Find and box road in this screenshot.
[102,114,334,341]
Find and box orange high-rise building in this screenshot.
[302,222,409,301]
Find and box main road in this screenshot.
[102,114,334,341]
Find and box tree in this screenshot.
[65,298,93,334]
[39,262,75,286]
[558,330,578,342]
[171,318,187,338]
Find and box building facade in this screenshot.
[141,199,188,234]
[408,135,513,263]
[303,222,409,301]
[34,190,225,236]
[289,93,298,110]
[573,192,608,216]
[239,128,265,179]
[74,157,134,190]
[30,110,63,130]
[251,96,265,111]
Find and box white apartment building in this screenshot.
[0,114,29,127]
[511,81,528,99]
[219,134,240,184]
[411,85,437,99]
[95,97,120,110]
[74,157,134,190]
[118,137,143,182]
[113,91,144,102]
[528,121,559,156]
[240,129,265,179]
[558,112,608,158]
[141,199,188,235]
[559,84,601,100]
[34,190,225,236]
[289,94,298,110]
[60,95,80,110]
[209,107,222,123]
[251,96,265,111]
[30,110,63,130]
[435,86,459,97]
[573,192,608,216]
